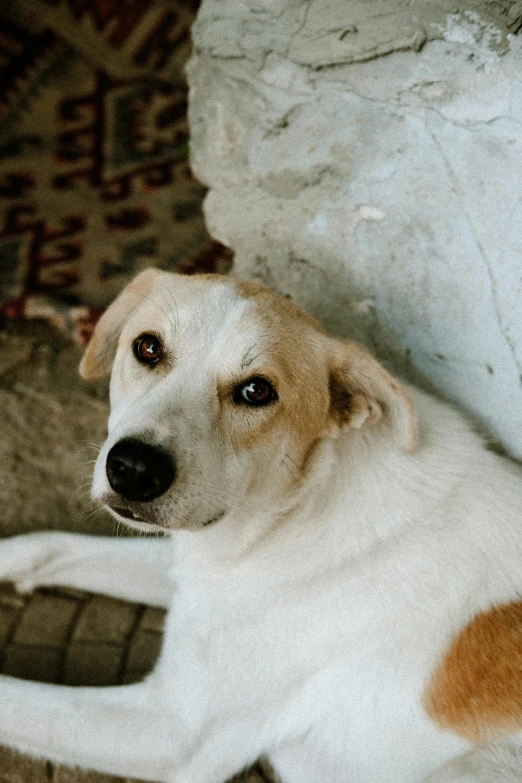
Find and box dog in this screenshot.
[0,268,521,783]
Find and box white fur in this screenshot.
[0,272,521,782]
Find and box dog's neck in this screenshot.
[170,427,431,583]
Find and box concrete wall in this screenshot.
[187,1,522,459]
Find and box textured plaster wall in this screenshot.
[187,1,522,459]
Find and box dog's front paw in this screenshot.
[0,532,78,593]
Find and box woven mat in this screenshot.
[0,0,232,345]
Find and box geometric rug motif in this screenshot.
[0,0,232,343]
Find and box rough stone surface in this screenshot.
[192,0,522,67]
[188,0,522,459]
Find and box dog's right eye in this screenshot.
[234,377,277,406]
[133,334,163,366]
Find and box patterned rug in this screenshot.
[0,0,232,344]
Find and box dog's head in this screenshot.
[81,269,417,532]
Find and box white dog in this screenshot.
[0,268,521,783]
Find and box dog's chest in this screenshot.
[157,571,469,781]
[160,565,438,718]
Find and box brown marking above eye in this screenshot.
[234,377,277,406]
[133,333,163,366]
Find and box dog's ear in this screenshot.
[327,339,417,453]
[79,268,161,380]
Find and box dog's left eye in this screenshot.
[234,377,277,406]
[133,334,163,366]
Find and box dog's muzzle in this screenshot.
[106,438,175,503]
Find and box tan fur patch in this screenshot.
[235,279,417,454]
[424,600,522,742]
[235,280,332,461]
[236,280,327,333]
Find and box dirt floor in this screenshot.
[0,320,274,783]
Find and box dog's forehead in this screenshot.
[122,275,269,363]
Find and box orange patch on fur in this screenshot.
[231,280,334,469]
[424,599,522,742]
[235,279,417,454]
[235,280,326,333]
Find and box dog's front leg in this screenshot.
[0,672,270,783]
[0,674,188,781]
[0,532,173,607]
[164,721,271,783]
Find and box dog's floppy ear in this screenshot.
[327,339,417,453]
[79,268,161,380]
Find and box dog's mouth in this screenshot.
[105,500,226,530]
[102,497,162,528]
[111,506,147,522]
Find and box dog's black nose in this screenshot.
[106,439,175,502]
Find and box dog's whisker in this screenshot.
[83,441,103,452]
[161,287,180,331]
